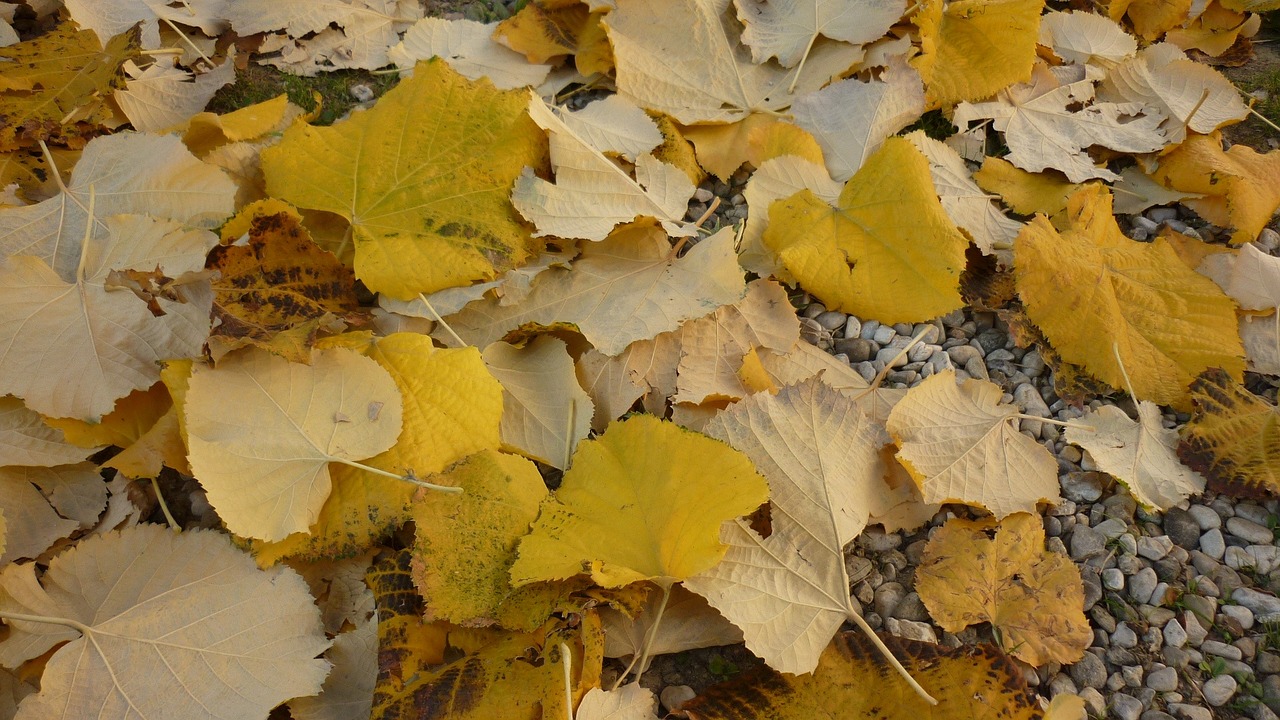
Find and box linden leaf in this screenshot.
[763,136,967,324]
[261,58,547,299]
[0,396,92,467]
[886,370,1060,519]
[734,0,904,68]
[444,225,745,356]
[1153,132,1280,244]
[1198,243,1280,312]
[1178,368,1280,498]
[0,525,330,720]
[483,336,593,470]
[1038,10,1137,68]
[1066,402,1205,510]
[185,345,404,542]
[225,0,422,75]
[1242,313,1280,376]
[0,468,79,566]
[492,1,590,63]
[911,0,1042,109]
[576,331,681,431]
[367,550,447,701]
[972,155,1087,217]
[65,0,228,48]
[576,684,660,720]
[682,632,1043,720]
[1109,0,1193,41]
[1110,166,1203,216]
[1015,184,1244,407]
[389,17,554,90]
[602,0,863,124]
[289,609,377,720]
[114,54,236,134]
[685,378,887,674]
[601,585,743,673]
[510,414,768,588]
[915,513,1092,665]
[740,154,841,279]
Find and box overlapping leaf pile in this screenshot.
[1,0,1279,718]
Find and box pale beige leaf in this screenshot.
[114,54,236,133]
[1198,243,1280,311]
[0,469,77,566]
[755,341,869,393]
[483,336,593,470]
[389,17,553,89]
[1098,43,1248,145]
[185,346,404,541]
[603,0,863,124]
[686,378,886,674]
[791,56,924,182]
[575,684,660,720]
[905,130,1022,260]
[576,331,681,429]
[512,94,696,241]
[1038,10,1137,68]
[1242,312,1280,376]
[65,0,228,48]
[675,280,800,404]
[289,611,377,720]
[0,665,35,719]
[0,525,330,720]
[1066,402,1205,510]
[886,370,1061,518]
[382,245,578,319]
[1111,166,1205,215]
[601,584,743,672]
[286,552,376,635]
[91,472,146,535]
[734,0,903,67]
[554,95,664,162]
[24,462,107,528]
[0,396,94,467]
[444,225,745,356]
[741,155,841,278]
[227,0,422,74]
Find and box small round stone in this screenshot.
[1070,651,1107,690]
[660,685,696,712]
[1147,666,1178,692]
[1201,674,1237,707]
[1111,693,1143,720]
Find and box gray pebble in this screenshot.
[1232,588,1280,623]
[1113,622,1139,649]
[1049,673,1078,698]
[964,355,989,380]
[1259,651,1280,674]
[974,328,1006,354]
[692,188,714,203]
[1183,611,1210,647]
[1202,674,1237,707]
[1062,472,1106,503]
[891,593,930,622]
[1133,215,1162,231]
[1234,502,1270,525]
[1111,692,1143,720]
[1187,505,1221,531]
[1095,518,1130,540]
[834,337,876,363]
[1163,508,1202,550]
[872,325,896,345]
[1103,568,1125,590]
[884,617,937,643]
[660,685,696,712]
[1071,524,1107,560]
[1227,517,1275,545]
[842,316,861,338]
[853,361,876,383]
[859,319,880,340]
[860,527,902,552]
[1167,703,1212,720]
[907,342,933,363]
[1258,227,1280,251]
[1221,603,1255,631]
[1129,568,1158,603]
[1147,666,1178,692]
[814,311,847,331]
[947,344,982,367]
[1201,640,1244,661]
[1199,529,1225,560]
[1071,650,1108,689]
[1163,618,1187,648]
[1266,675,1280,713]
[1147,207,1178,224]
[875,346,908,369]
[1117,534,1138,557]
[1141,713,1176,720]
[1122,664,1144,687]
[1138,536,1174,561]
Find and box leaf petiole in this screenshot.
[328,457,462,494]
[612,581,672,690]
[0,610,91,635]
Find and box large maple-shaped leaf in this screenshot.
[734,0,903,68]
[1178,368,1280,498]
[602,0,863,124]
[262,58,547,299]
[0,215,216,421]
[1153,131,1280,244]
[511,414,768,588]
[685,378,888,674]
[185,345,404,542]
[915,513,1091,665]
[763,136,967,323]
[886,370,1060,518]
[0,525,329,720]
[912,0,1043,109]
[1016,184,1244,407]
[444,225,745,356]
[1066,402,1205,510]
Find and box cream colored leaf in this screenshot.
[1242,313,1280,376]
[185,346,404,541]
[734,0,903,68]
[1038,10,1137,68]
[575,684,660,720]
[1066,402,1205,510]
[382,245,578,318]
[953,65,1166,182]
[512,94,696,241]
[114,54,235,133]
[0,397,94,467]
[1111,166,1205,215]
[1098,43,1248,145]
[905,130,1022,260]
[389,17,553,89]
[756,340,869,392]
[0,215,216,420]
[686,378,886,674]
[289,611,377,720]
[601,584,743,672]
[444,225,745,356]
[791,56,925,182]
[603,0,863,124]
[886,370,1061,518]
[0,525,330,720]
[21,462,106,528]
[483,336,593,470]
[1198,243,1280,311]
[226,0,422,74]
[741,155,841,278]
[0,468,78,566]
[554,95,664,162]
[65,0,228,48]
[576,331,681,430]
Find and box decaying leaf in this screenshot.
[916,513,1091,665]
[1152,131,1280,244]
[601,584,743,673]
[1066,402,1205,510]
[1178,368,1280,498]
[225,0,422,75]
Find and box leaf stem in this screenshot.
[328,457,462,494]
[149,476,181,532]
[418,293,468,348]
[560,641,574,720]
[0,610,91,634]
[75,186,95,283]
[160,17,212,66]
[844,608,937,704]
[612,582,672,690]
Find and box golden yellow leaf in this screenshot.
[367,550,447,702]
[916,513,1091,665]
[45,383,170,450]
[745,120,825,168]
[911,0,1042,109]
[0,525,330,720]
[493,1,591,63]
[973,156,1085,218]
[1167,4,1260,57]
[886,370,1060,518]
[1015,184,1244,407]
[682,631,1042,720]
[1066,402,1205,510]
[262,59,547,299]
[1108,0,1192,40]
[183,94,293,157]
[511,414,768,588]
[682,113,777,180]
[1153,132,1280,244]
[1178,368,1280,498]
[738,348,778,395]
[764,136,967,323]
[483,336,594,469]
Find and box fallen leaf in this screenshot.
[0,467,80,566]
[1198,242,1280,311]
[916,513,1091,665]
[367,549,447,703]
[1241,313,1280,376]
[511,414,768,588]
[912,0,1043,109]
[1038,10,1137,68]
[1178,367,1280,498]
[0,396,92,467]
[886,370,1061,518]
[601,584,743,672]
[686,378,887,673]
[576,330,682,430]
[972,155,1086,217]
[1109,0,1193,41]
[734,0,903,68]
[1110,166,1203,215]
[484,336,593,469]
[1015,184,1245,407]
[493,1,590,62]
[0,524,330,720]
[114,54,236,133]
[389,18,554,90]
[290,608,377,720]
[576,684,660,720]
[740,154,841,279]
[1067,403,1206,510]
[262,58,547,298]
[65,0,227,48]
[1152,131,1280,244]
[226,0,422,74]
[764,136,968,323]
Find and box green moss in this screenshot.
[207,64,401,125]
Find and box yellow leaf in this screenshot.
[916,513,1092,665]
[493,1,591,63]
[186,346,404,542]
[1153,132,1280,244]
[45,383,171,450]
[0,397,92,467]
[261,59,547,299]
[510,414,768,588]
[911,0,1042,109]
[682,631,1043,719]
[367,550,447,701]
[1178,368,1280,498]
[484,336,593,469]
[745,120,825,168]
[1015,184,1245,407]
[183,94,293,157]
[1167,5,1261,57]
[764,136,967,324]
[1108,0,1192,41]
[682,113,777,180]
[738,348,778,395]
[0,525,330,720]
[973,156,1085,218]
[741,154,841,279]
[886,370,1060,518]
